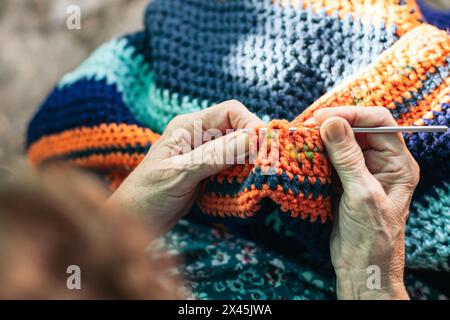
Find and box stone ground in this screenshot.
[0,0,449,176]
[0,0,148,174]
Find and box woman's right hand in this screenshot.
[310,107,420,300]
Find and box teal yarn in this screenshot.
[58,37,156,129]
[58,36,211,133]
[406,182,450,271]
[147,87,210,133]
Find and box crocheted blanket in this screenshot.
[27,0,449,272]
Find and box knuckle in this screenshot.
[169,156,199,180]
[203,141,222,163]
[344,183,386,214]
[167,114,188,129]
[408,157,420,187]
[375,106,389,116]
[395,154,420,190]
[373,107,394,122]
[377,107,390,115]
[225,99,246,111]
[379,107,396,123]
[173,114,189,123]
[331,143,364,170]
[413,161,420,184]
[357,185,385,206]
[145,162,186,186]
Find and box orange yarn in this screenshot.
[28,123,160,167]
[198,120,333,222]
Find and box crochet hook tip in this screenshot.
[247,126,448,133]
[350,126,448,133]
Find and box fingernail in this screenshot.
[303,117,317,125]
[312,109,325,118]
[324,118,347,143]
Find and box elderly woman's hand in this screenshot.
[311,107,420,300]
[106,100,263,233]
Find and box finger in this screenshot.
[201,100,264,131]
[313,107,405,154]
[155,100,262,160]
[164,100,264,139]
[170,131,249,182]
[314,107,419,196]
[314,106,397,126]
[320,116,382,194]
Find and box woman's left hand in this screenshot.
[106,100,263,233]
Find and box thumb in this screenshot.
[172,131,249,182]
[320,117,372,192]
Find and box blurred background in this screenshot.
[0,0,148,174]
[0,0,449,176]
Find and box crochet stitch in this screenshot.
[27,0,449,271]
[198,121,332,222]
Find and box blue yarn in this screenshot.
[416,0,450,31]
[44,143,152,165]
[392,61,450,119]
[27,79,141,147]
[145,0,398,121]
[224,208,333,262]
[291,175,301,196]
[204,167,331,199]
[404,96,450,192]
[123,32,153,66]
[281,172,290,193]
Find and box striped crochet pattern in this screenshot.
[198,121,332,222]
[27,0,449,271]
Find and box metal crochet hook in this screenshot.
[255,126,448,133]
